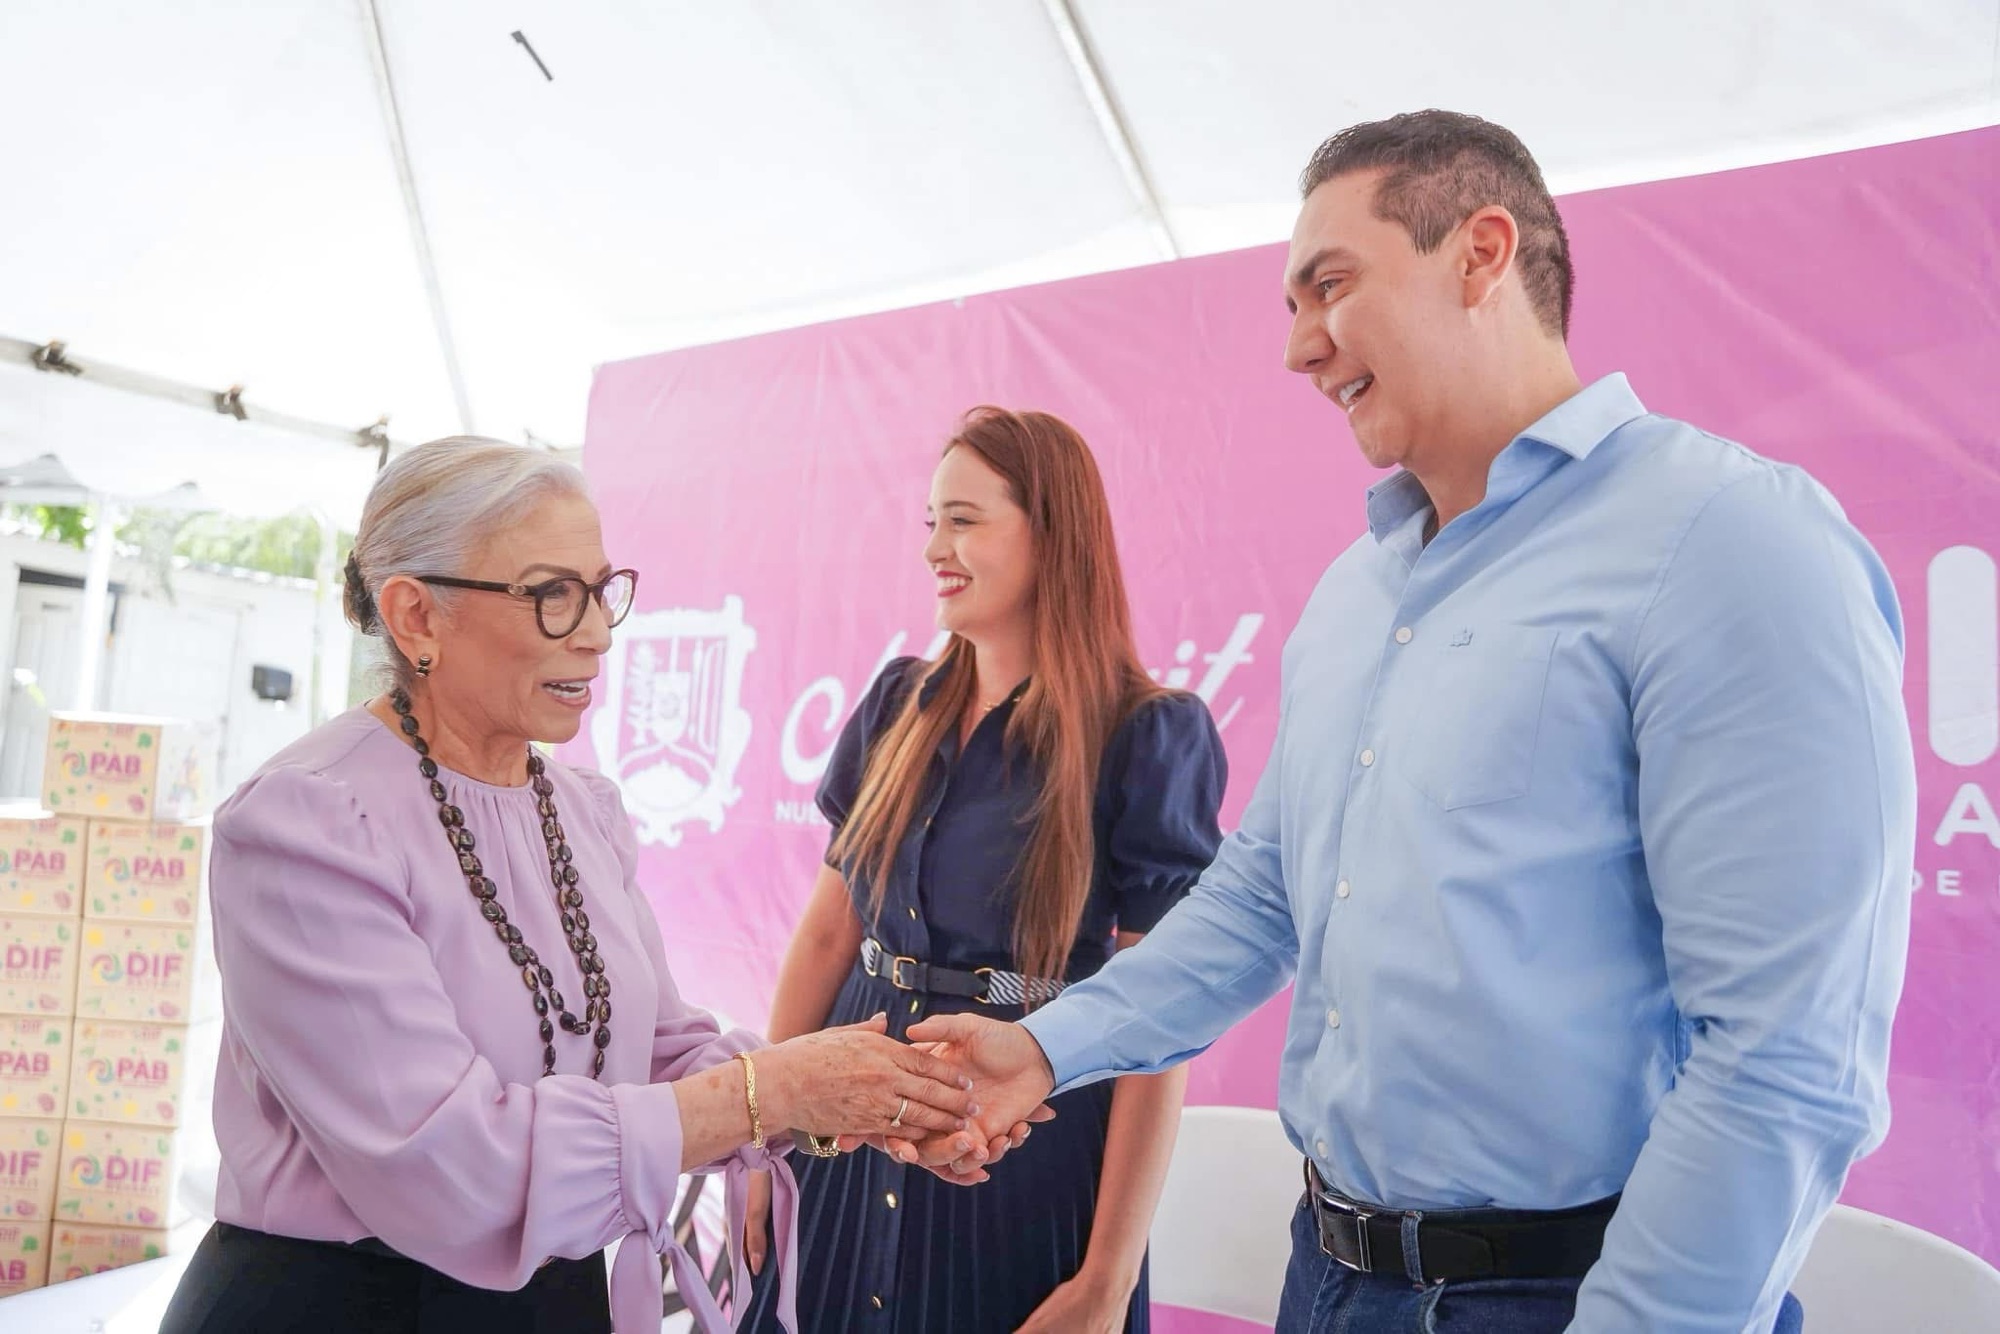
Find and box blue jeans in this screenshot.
[1276,1197,1807,1332]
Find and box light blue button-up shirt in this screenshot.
[1023,374,1915,1332]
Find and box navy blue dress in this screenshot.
[743,657,1227,1333]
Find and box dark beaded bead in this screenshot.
[559,845,573,864]
[533,994,548,1016]
[548,989,566,1013]
[521,967,539,990]
[561,914,576,934]
[541,819,558,840]
[538,799,555,818]
[459,853,481,876]
[588,953,604,974]
[581,933,596,953]
[504,925,522,944]
[537,965,554,988]
[594,1025,612,1050]
[399,714,420,735]
[574,911,589,932]
[508,945,529,966]
[391,691,412,714]
[419,757,439,779]
[439,805,463,828]
[564,889,583,909]
[481,901,505,923]
[471,878,497,900]
[559,1013,580,1034]
[430,780,448,803]
[494,923,512,942]
[593,1051,606,1078]
[454,828,476,852]
[412,737,429,756]
[540,1018,554,1042]
[597,999,611,1022]
[562,865,580,887]
[543,1044,557,1072]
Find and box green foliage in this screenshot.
[11,504,91,548]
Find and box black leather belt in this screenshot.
[858,938,1064,1006]
[1304,1160,1617,1285]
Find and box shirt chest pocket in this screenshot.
[1401,624,1558,810]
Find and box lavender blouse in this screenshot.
[206,707,797,1332]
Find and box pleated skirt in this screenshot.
[740,968,1149,1334]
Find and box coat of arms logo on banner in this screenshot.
[591,597,757,847]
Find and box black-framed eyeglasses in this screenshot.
[416,569,639,639]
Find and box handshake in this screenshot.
[742,1011,1060,1276]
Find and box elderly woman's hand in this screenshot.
[757,1014,979,1144]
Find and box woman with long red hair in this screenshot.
[741,407,1227,1332]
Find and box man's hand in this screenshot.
[893,1013,1058,1183]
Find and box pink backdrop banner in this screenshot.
[577,125,2000,1314]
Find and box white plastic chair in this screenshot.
[1791,1203,2000,1331]
[1149,1104,1298,1324]
[1150,1106,2000,1332]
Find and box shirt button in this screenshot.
[1326,1008,1342,1029]
[1359,748,1375,767]
[1336,879,1351,899]
[885,1191,899,1209]
[1395,626,1413,644]
[871,1296,884,1310]
[908,998,920,1014]
[907,907,918,919]
[1316,1139,1328,1157]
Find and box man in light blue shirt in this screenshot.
[904,110,1914,1332]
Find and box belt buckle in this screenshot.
[1308,1169,1376,1274]
[971,966,995,1005]
[1332,1199,1376,1273]
[889,956,920,990]
[861,942,882,978]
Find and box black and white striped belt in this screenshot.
[859,937,1064,1007]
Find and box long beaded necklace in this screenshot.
[391,688,613,1078]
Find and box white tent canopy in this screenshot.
[2,0,1997,518]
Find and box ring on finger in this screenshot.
[889,1096,908,1129]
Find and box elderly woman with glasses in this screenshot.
[160,439,997,1334]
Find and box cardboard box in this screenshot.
[55,1121,177,1229]
[0,809,87,918]
[0,917,78,1018]
[42,714,213,824]
[0,1018,71,1119]
[0,1120,60,1220]
[75,921,208,1024]
[0,1219,48,1297]
[83,821,206,925]
[67,1021,187,1128]
[48,1221,166,1282]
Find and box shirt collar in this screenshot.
[1517,372,1647,461]
[1364,373,1648,543]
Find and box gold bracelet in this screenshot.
[732,1052,765,1151]
[801,1133,842,1158]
